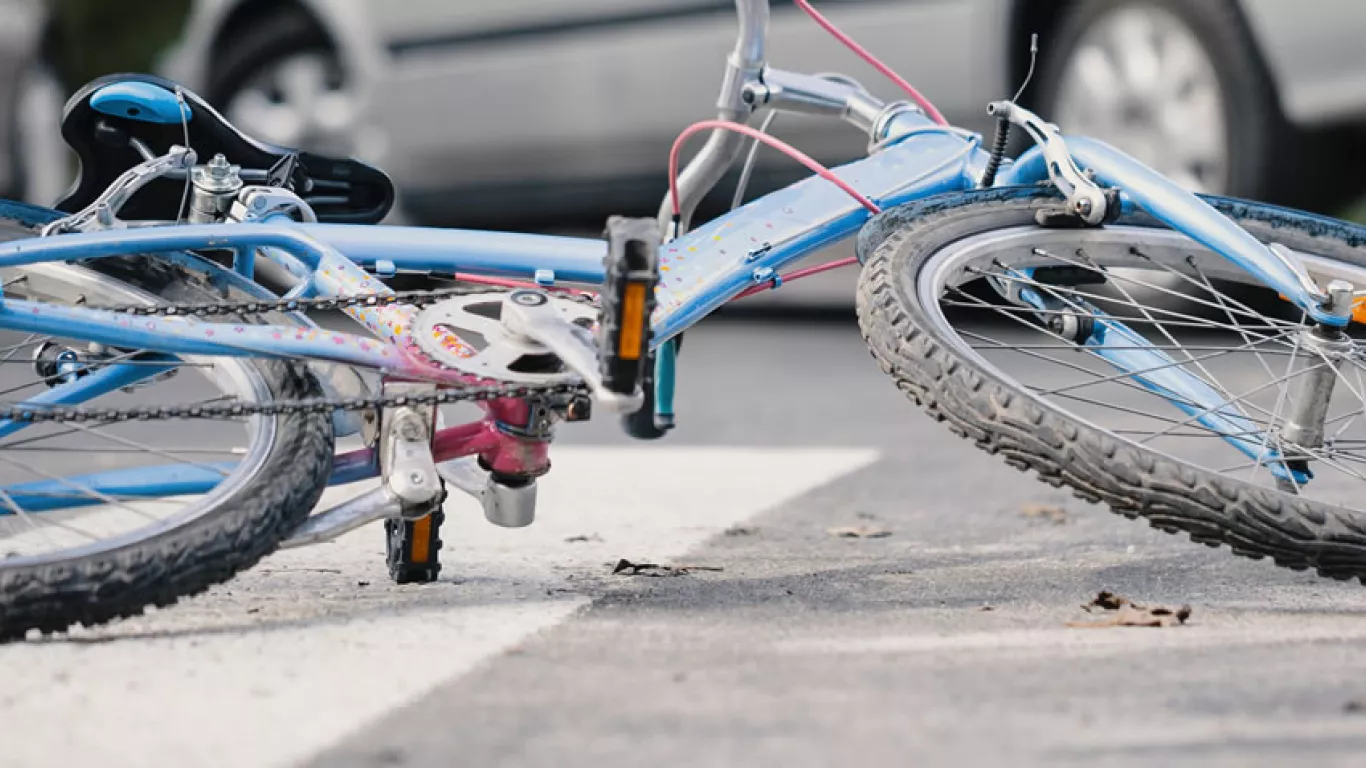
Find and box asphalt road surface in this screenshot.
[6,311,1366,768]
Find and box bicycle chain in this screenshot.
[7,283,601,424]
[93,282,598,317]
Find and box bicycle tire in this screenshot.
[856,187,1366,582]
[0,200,335,640]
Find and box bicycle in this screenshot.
[4,0,1366,641]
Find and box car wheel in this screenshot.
[1033,0,1279,199]
[207,6,357,158]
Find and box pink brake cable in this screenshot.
[793,0,948,127]
[669,0,950,300]
[459,2,948,302]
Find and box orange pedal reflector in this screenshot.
[619,282,646,360]
[409,515,433,563]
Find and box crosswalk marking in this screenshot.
[0,447,878,768]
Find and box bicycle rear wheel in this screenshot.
[858,188,1366,581]
[0,203,334,640]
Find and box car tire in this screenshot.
[1031,0,1284,202]
[206,5,356,158]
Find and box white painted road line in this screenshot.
[0,446,878,768]
[774,616,1366,657]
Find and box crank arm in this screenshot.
[283,391,444,548]
[437,456,538,528]
[500,290,644,413]
[279,485,402,548]
[379,385,442,508]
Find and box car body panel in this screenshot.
[159,0,998,222]
[363,1,994,190]
[1240,0,1366,125]
[161,0,382,96]
[102,0,1366,224]
[0,0,46,195]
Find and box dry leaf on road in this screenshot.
[611,559,724,577]
[1021,504,1068,525]
[827,526,892,539]
[1067,590,1191,628]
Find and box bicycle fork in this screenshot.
[992,265,1357,489]
[1277,281,1356,476]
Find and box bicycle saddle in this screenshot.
[54,73,395,224]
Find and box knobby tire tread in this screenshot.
[0,208,334,640]
[856,189,1366,583]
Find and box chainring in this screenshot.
[411,291,599,384]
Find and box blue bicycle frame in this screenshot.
[0,105,1336,509]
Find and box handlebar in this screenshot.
[658,0,917,237]
[734,0,769,73]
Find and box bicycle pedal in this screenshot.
[385,508,445,585]
[598,217,660,400]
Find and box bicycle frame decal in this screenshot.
[648,126,981,343]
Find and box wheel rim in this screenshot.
[916,224,1366,507]
[1051,4,1229,194]
[0,262,276,568]
[223,51,356,155]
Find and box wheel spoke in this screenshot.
[963,329,1239,418]
[971,265,1298,346]
[940,299,1289,334]
[1037,245,1295,331]
[0,487,101,544]
[948,286,1285,422]
[1029,386,1265,436]
[55,420,233,478]
[1186,260,1283,383]
[0,453,161,522]
[1141,362,1303,445]
[1072,246,1244,413]
[0,347,155,400]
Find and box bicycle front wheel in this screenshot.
[0,206,334,640]
[858,188,1366,582]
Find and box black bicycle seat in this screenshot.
[54,73,395,224]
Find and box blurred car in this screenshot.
[0,0,49,201]
[18,1,1366,227]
